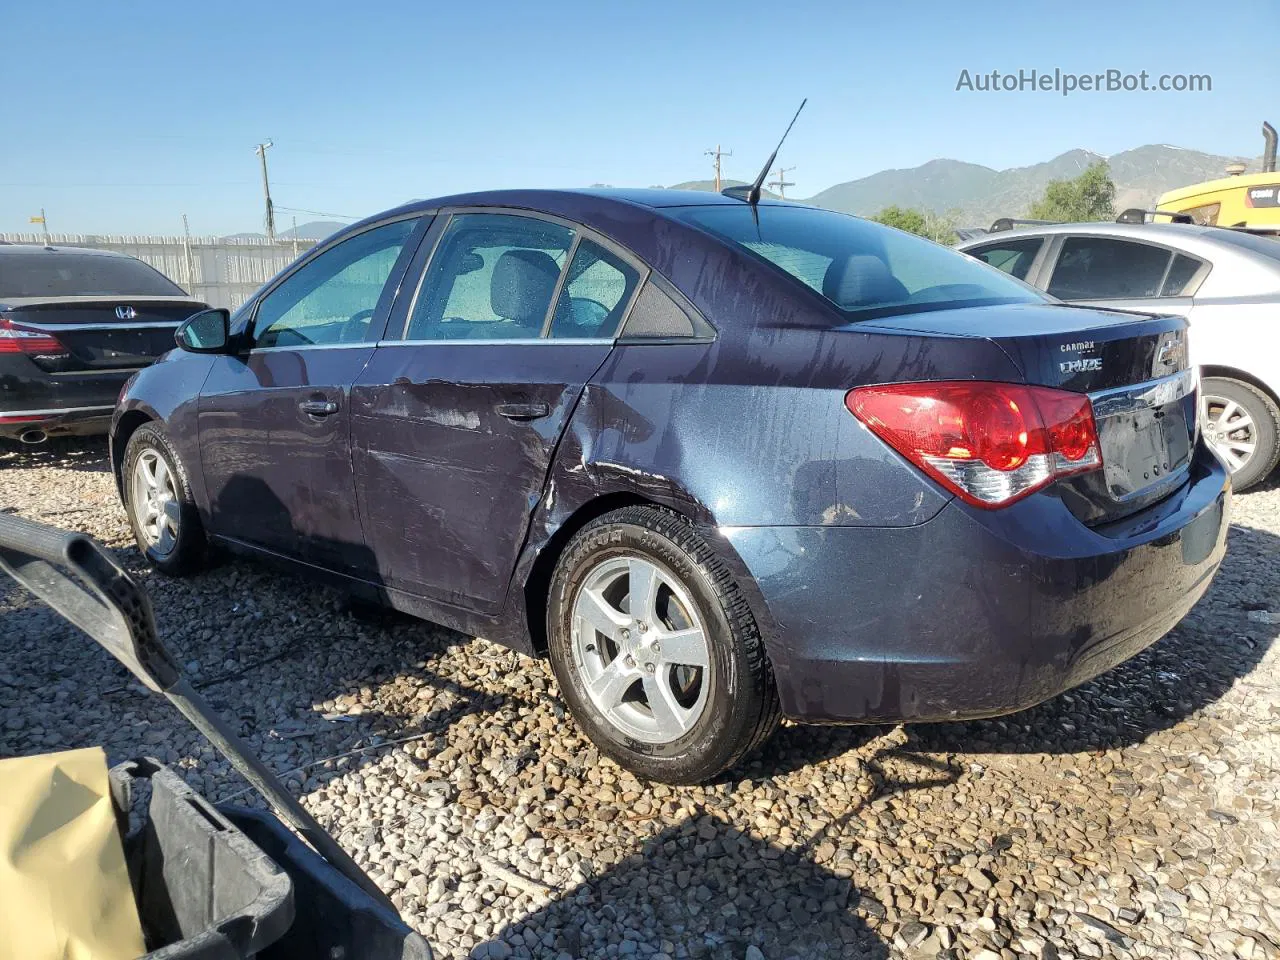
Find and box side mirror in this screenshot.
[175,308,231,353]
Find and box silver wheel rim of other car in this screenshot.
[1202,394,1257,473]
[132,449,180,555]
[570,555,712,744]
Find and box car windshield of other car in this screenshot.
[252,218,417,348]
[0,252,187,298]
[673,204,1043,321]
[406,214,575,340]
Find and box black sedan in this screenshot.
[0,244,207,443]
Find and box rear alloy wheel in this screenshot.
[1201,377,1280,492]
[123,423,206,574]
[547,505,780,784]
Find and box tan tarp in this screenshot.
[0,747,145,960]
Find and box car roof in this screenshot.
[0,243,139,259]
[957,220,1280,265]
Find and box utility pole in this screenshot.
[30,208,50,246]
[767,166,796,199]
[705,144,732,193]
[181,214,196,294]
[255,139,276,241]
[292,216,298,257]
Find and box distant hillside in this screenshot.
[802,145,1255,226]
[224,219,348,242]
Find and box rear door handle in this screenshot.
[299,399,339,416]
[495,401,550,421]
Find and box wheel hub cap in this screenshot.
[570,555,712,744]
[131,449,179,556]
[1202,394,1257,474]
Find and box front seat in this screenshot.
[823,254,909,309]
[489,249,562,337]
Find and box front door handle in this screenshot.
[495,401,550,421]
[299,399,339,417]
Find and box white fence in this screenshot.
[0,233,319,310]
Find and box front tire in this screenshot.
[1201,377,1280,492]
[122,423,206,575]
[547,506,780,784]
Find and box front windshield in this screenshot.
[674,204,1045,321]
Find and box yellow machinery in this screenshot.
[1156,122,1279,227]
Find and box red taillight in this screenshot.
[0,317,69,356]
[846,381,1102,508]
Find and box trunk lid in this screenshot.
[0,296,206,373]
[854,302,1197,522]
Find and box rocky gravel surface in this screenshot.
[2,438,1279,960]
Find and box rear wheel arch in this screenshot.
[524,492,658,655]
[1199,365,1280,410]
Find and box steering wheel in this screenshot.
[339,309,376,342]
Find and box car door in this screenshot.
[198,216,425,570]
[351,211,644,615]
[1041,235,1205,321]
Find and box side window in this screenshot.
[548,239,641,339]
[406,214,573,341]
[1046,237,1173,300]
[967,238,1044,281]
[253,218,417,348]
[1162,253,1208,297]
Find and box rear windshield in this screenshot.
[673,204,1043,321]
[0,252,185,298]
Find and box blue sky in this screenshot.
[2,0,1277,236]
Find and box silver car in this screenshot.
[960,221,1280,490]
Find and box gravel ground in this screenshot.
[2,437,1279,960]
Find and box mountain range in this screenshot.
[668,144,1257,226]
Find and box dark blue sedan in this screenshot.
[111,189,1229,783]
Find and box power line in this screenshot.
[767,165,796,199]
[275,205,359,221]
[704,144,733,192]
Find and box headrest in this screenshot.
[491,249,561,327]
[822,254,910,309]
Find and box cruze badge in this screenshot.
[1060,357,1103,374]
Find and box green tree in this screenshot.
[1028,161,1116,222]
[871,206,957,244]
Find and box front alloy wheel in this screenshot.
[131,448,181,556]
[122,422,206,575]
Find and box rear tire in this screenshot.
[1201,377,1280,492]
[547,505,780,784]
[122,423,206,575]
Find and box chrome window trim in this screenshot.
[374,337,614,347]
[245,341,376,355]
[0,404,114,416]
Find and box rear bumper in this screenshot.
[0,355,128,439]
[0,404,114,440]
[726,444,1230,724]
